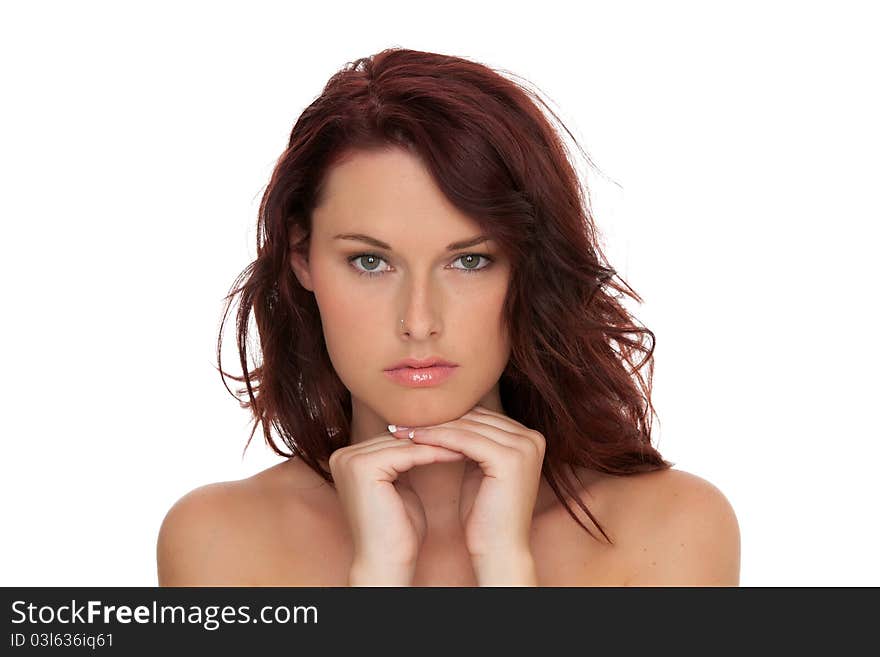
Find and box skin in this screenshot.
[155,146,742,587]
[289,145,556,583]
[288,146,517,538]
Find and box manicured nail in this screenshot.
[387,424,411,433]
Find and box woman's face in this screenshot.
[289,146,512,433]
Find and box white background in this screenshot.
[1,0,877,586]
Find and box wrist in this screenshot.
[470,548,538,587]
[349,558,416,587]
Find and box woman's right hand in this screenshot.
[328,429,466,585]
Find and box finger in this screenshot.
[409,427,512,469]
[457,417,521,447]
[345,433,402,451]
[459,412,545,453]
[370,443,467,481]
[351,436,413,455]
[469,405,509,420]
[401,417,520,449]
[330,437,397,465]
[344,441,465,477]
[466,407,528,433]
[354,438,462,459]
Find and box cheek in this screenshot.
[312,257,363,321]
[462,286,511,358]
[486,282,513,362]
[313,273,382,366]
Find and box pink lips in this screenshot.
[383,365,458,387]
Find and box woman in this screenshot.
[157,48,740,587]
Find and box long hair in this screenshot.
[218,47,674,544]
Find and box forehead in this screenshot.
[311,147,481,237]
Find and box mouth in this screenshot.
[385,357,459,371]
[383,363,459,387]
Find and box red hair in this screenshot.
[218,47,673,544]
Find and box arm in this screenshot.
[472,549,538,586]
[348,560,416,586]
[623,471,741,587]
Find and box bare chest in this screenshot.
[238,501,629,587]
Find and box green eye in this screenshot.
[452,254,490,272]
[352,254,385,274]
[347,253,494,278]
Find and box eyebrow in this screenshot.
[333,233,491,251]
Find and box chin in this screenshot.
[388,400,478,426]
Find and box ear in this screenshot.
[288,223,314,292]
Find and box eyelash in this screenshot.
[347,253,494,278]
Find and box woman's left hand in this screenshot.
[394,405,546,577]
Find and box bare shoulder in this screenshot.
[156,478,249,586]
[156,459,331,586]
[612,467,741,586]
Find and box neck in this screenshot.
[344,389,507,533]
[399,458,470,534]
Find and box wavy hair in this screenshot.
[218,47,674,544]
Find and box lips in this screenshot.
[383,364,458,387]
[385,356,458,371]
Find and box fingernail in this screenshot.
[387,424,411,433]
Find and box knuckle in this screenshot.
[512,438,542,462]
[531,431,546,453]
[502,447,525,465]
[347,452,369,469]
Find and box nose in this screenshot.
[397,276,443,339]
